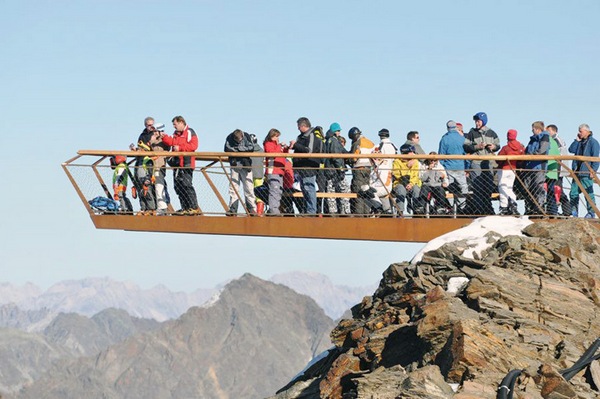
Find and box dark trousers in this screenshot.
[468,163,495,215]
[523,170,546,214]
[351,168,371,215]
[420,185,451,210]
[174,168,198,210]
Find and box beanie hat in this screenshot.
[378,128,390,138]
[446,120,457,130]
[473,112,488,126]
[507,129,518,140]
[456,122,463,129]
[329,122,341,133]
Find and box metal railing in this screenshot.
[63,150,600,219]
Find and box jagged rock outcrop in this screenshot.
[272,219,600,398]
[16,274,334,399]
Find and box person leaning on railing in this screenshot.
[224,129,258,216]
[569,124,600,218]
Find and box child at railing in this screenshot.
[110,155,133,213]
[497,129,524,215]
[419,153,452,215]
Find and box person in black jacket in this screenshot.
[224,129,257,215]
[324,122,351,215]
[463,112,500,215]
[289,117,322,215]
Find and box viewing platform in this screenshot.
[63,150,600,242]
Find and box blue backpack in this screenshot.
[89,196,120,212]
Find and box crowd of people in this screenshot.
[109,113,600,218]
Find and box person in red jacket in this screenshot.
[497,129,525,215]
[160,115,199,214]
[263,128,288,215]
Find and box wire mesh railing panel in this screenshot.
[64,152,600,220]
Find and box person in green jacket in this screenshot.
[545,135,561,215]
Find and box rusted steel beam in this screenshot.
[90,214,475,243]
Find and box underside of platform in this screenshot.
[90,214,472,243]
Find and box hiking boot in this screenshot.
[187,208,202,216]
[412,207,425,215]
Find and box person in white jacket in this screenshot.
[369,129,398,215]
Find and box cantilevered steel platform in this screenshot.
[89,213,471,243]
[64,150,600,243]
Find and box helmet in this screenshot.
[348,127,362,141]
[473,112,488,126]
[399,144,415,154]
[110,155,127,169]
[378,128,390,138]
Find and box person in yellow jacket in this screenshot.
[392,144,424,216]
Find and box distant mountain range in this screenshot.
[0,272,375,328]
[10,274,335,399]
[270,271,376,319]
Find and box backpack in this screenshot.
[313,126,325,154]
[88,196,120,213]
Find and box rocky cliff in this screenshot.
[272,219,600,398]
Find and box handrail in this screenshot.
[75,149,600,163]
[63,150,600,242]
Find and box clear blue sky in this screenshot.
[2,0,599,292]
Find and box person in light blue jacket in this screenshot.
[569,123,600,218]
[438,120,469,213]
[524,121,550,215]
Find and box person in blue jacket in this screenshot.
[569,123,600,218]
[438,120,469,213]
[524,121,550,215]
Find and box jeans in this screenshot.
[570,176,596,216]
[299,172,317,214]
